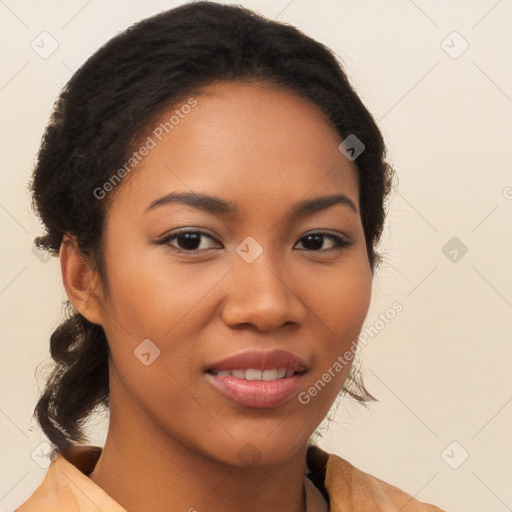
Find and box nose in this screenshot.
[221,256,307,332]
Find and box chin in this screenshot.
[203,431,309,469]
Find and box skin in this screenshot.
[60,80,373,512]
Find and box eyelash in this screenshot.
[155,229,352,255]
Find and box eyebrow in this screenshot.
[145,191,357,217]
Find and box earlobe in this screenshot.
[59,234,105,325]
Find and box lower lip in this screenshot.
[205,372,306,408]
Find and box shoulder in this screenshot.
[14,446,126,512]
[306,444,447,512]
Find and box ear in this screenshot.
[59,233,105,325]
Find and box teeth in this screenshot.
[214,368,297,381]
[262,369,278,381]
[245,369,262,380]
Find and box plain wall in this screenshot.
[1,1,511,511]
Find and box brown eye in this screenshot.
[158,230,221,253]
[295,233,351,252]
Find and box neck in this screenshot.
[89,388,308,512]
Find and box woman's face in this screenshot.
[87,80,372,466]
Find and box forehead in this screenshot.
[107,80,359,219]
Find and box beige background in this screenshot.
[1,1,511,511]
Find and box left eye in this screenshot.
[295,233,351,251]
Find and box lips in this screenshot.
[205,349,308,408]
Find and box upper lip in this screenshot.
[207,349,308,373]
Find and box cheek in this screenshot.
[299,249,372,402]
[102,239,227,338]
[99,251,203,422]
[297,258,371,420]
[301,255,372,340]
[98,245,233,402]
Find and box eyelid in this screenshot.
[156,228,221,252]
[167,227,218,239]
[301,228,350,240]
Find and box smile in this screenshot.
[204,349,309,408]
[211,368,299,380]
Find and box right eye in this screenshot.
[156,229,222,254]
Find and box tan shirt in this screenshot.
[14,444,446,511]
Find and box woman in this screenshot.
[15,2,447,511]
